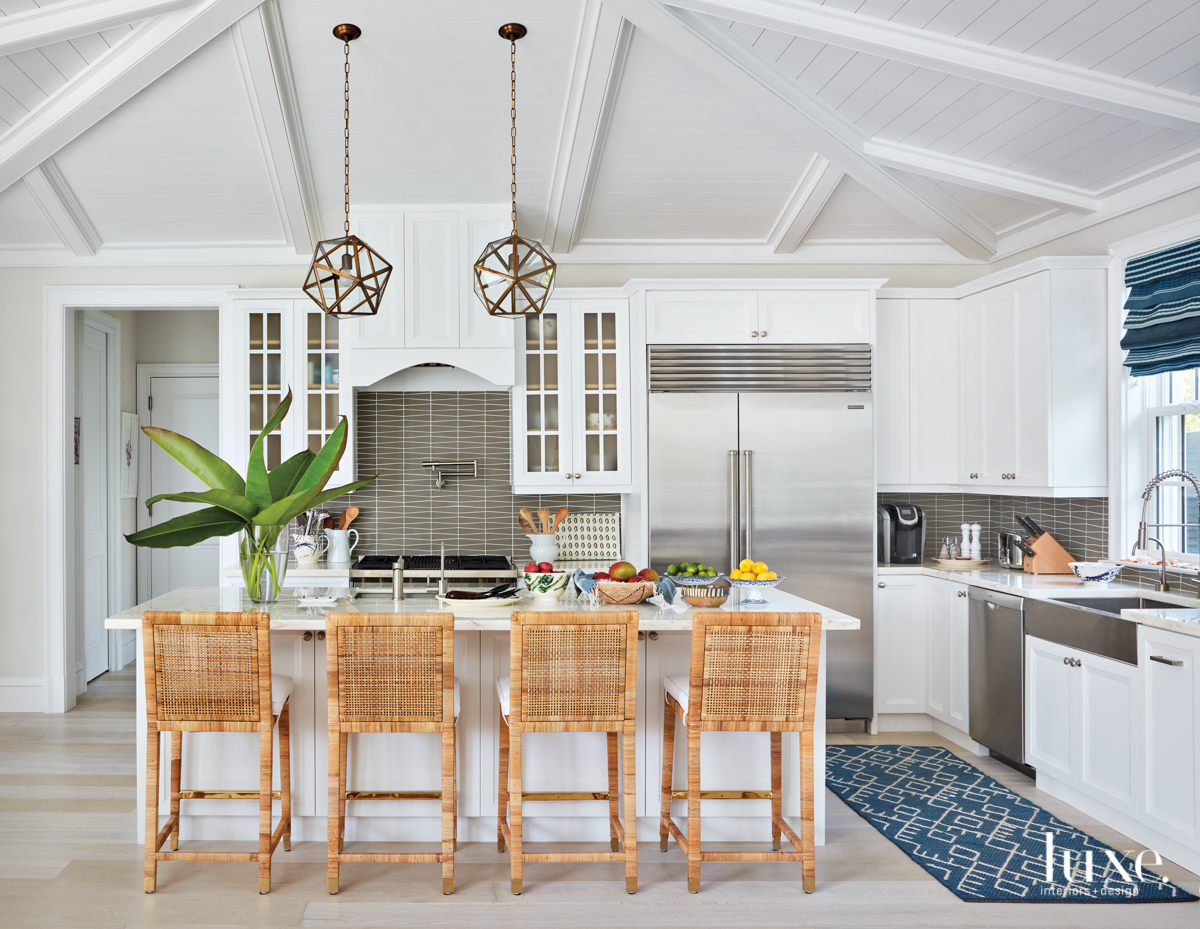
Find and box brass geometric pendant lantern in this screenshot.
[303,24,392,317]
[473,23,556,317]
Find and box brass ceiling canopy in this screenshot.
[472,23,556,318]
[303,23,392,317]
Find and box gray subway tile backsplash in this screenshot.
[347,391,621,561]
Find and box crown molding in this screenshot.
[878,255,1110,300]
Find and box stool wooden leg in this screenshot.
[327,721,340,895]
[770,731,782,851]
[607,732,620,852]
[442,723,455,895]
[509,729,523,895]
[659,698,675,852]
[801,728,816,894]
[258,726,272,894]
[279,701,292,852]
[497,716,509,852]
[144,728,160,893]
[687,720,701,893]
[338,732,348,852]
[622,727,637,894]
[169,731,182,851]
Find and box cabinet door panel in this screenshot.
[1139,626,1199,843]
[645,291,756,343]
[460,212,513,348]
[874,300,910,486]
[1078,652,1138,815]
[910,300,958,485]
[571,300,631,487]
[404,212,459,348]
[978,287,1017,484]
[958,296,982,486]
[758,291,870,343]
[925,578,952,724]
[1025,635,1075,781]
[876,580,925,713]
[1012,275,1050,488]
[513,304,573,489]
[949,586,969,731]
[340,217,404,348]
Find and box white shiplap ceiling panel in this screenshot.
[803,175,936,242]
[51,29,283,245]
[0,177,65,245]
[582,27,816,242]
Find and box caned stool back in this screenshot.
[141,611,291,895]
[325,613,457,895]
[499,611,640,895]
[662,611,822,894]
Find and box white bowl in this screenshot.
[1068,562,1122,586]
[522,571,569,599]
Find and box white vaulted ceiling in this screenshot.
[0,0,1197,265]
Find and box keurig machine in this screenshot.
[878,503,926,564]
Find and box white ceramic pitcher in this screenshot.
[324,528,359,565]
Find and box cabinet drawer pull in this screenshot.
[1063,656,1070,666]
[1150,655,1184,666]
[1063,656,1081,667]
[957,590,967,597]
[969,473,978,479]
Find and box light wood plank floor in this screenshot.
[1,669,1197,928]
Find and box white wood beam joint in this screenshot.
[769,154,843,253]
[0,0,199,58]
[23,158,102,256]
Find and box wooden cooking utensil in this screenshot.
[550,506,568,533]
[517,515,537,535]
[323,517,334,530]
[519,507,539,534]
[341,505,360,530]
[538,508,551,534]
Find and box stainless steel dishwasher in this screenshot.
[968,587,1026,766]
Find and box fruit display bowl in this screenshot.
[594,579,658,605]
[668,574,727,587]
[522,571,570,599]
[730,577,784,604]
[681,584,730,608]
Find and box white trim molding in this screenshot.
[0,678,49,713]
[23,158,102,256]
[0,0,196,58]
[769,154,844,253]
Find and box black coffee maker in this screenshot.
[878,503,926,564]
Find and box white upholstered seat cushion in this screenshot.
[271,674,293,716]
[664,675,689,714]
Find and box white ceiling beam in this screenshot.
[0,0,266,197]
[0,0,198,58]
[232,0,319,254]
[543,1,634,253]
[23,158,101,256]
[613,0,995,259]
[864,138,1099,213]
[769,154,843,253]
[670,0,1200,134]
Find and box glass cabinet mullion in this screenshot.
[524,312,562,477]
[248,309,285,469]
[305,310,339,454]
[580,309,620,474]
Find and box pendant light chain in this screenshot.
[343,36,351,238]
[510,36,518,236]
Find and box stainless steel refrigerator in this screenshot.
[648,345,875,719]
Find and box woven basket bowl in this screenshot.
[682,586,729,608]
[594,579,657,604]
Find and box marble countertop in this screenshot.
[106,586,862,632]
[1121,607,1200,637]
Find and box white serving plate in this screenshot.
[435,594,525,610]
[295,587,359,605]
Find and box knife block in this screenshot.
[1022,532,1077,575]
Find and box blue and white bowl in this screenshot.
[1068,562,1122,586]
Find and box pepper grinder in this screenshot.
[969,523,982,560]
[960,523,971,557]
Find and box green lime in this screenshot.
[667,564,678,575]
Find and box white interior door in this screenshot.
[80,323,110,682]
[146,375,221,597]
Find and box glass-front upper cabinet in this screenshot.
[513,298,630,491]
[304,311,340,454]
[246,307,287,470]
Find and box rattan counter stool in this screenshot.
[659,611,822,894]
[141,611,292,895]
[325,612,458,895]
[497,610,640,895]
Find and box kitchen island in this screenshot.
[107,586,859,849]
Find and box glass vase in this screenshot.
[240,525,288,603]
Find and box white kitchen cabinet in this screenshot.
[925,577,969,733]
[875,300,910,486]
[958,267,1105,494]
[645,288,875,344]
[512,298,632,492]
[758,290,871,343]
[645,291,758,343]
[1025,635,1140,817]
[403,212,459,348]
[874,578,925,713]
[1139,625,1200,846]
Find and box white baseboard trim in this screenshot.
[875,713,989,755]
[0,678,47,713]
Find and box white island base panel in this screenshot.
[110,588,858,849]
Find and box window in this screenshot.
[1150,367,1200,556]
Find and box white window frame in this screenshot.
[1145,373,1200,563]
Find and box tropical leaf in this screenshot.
[246,389,293,508]
[267,449,315,501]
[144,489,258,521]
[292,416,348,496]
[249,484,322,528]
[124,507,245,549]
[300,476,377,513]
[141,428,245,495]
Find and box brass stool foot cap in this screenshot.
[772,838,781,851]
[497,838,505,852]
[443,878,454,894]
[803,876,816,893]
[284,838,291,851]
[659,837,668,852]
[328,879,338,894]
[511,879,522,895]
[611,837,620,852]
[259,878,270,894]
[688,877,700,893]
[144,879,155,893]
[626,877,637,894]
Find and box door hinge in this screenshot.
[148,396,152,410]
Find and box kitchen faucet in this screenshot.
[1133,468,1200,592]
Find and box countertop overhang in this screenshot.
[106,586,862,632]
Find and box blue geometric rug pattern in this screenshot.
[826,745,1198,902]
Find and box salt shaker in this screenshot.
[949,537,960,560]
[969,523,982,560]
[938,538,950,560]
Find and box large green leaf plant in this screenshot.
[125,388,375,557]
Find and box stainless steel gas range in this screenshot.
[350,553,518,595]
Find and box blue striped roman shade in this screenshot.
[1122,238,1200,377]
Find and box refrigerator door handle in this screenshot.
[742,449,753,563]
[728,450,740,572]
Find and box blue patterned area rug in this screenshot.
[826,745,1198,903]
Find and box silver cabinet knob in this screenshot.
[969,473,978,479]
[957,590,967,597]
[1064,656,1070,666]
[750,331,759,338]
[317,630,326,641]
[759,331,767,337]
[638,631,644,641]
[878,581,886,588]
[573,473,581,479]
[303,631,313,641]
[649,631,659,641]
